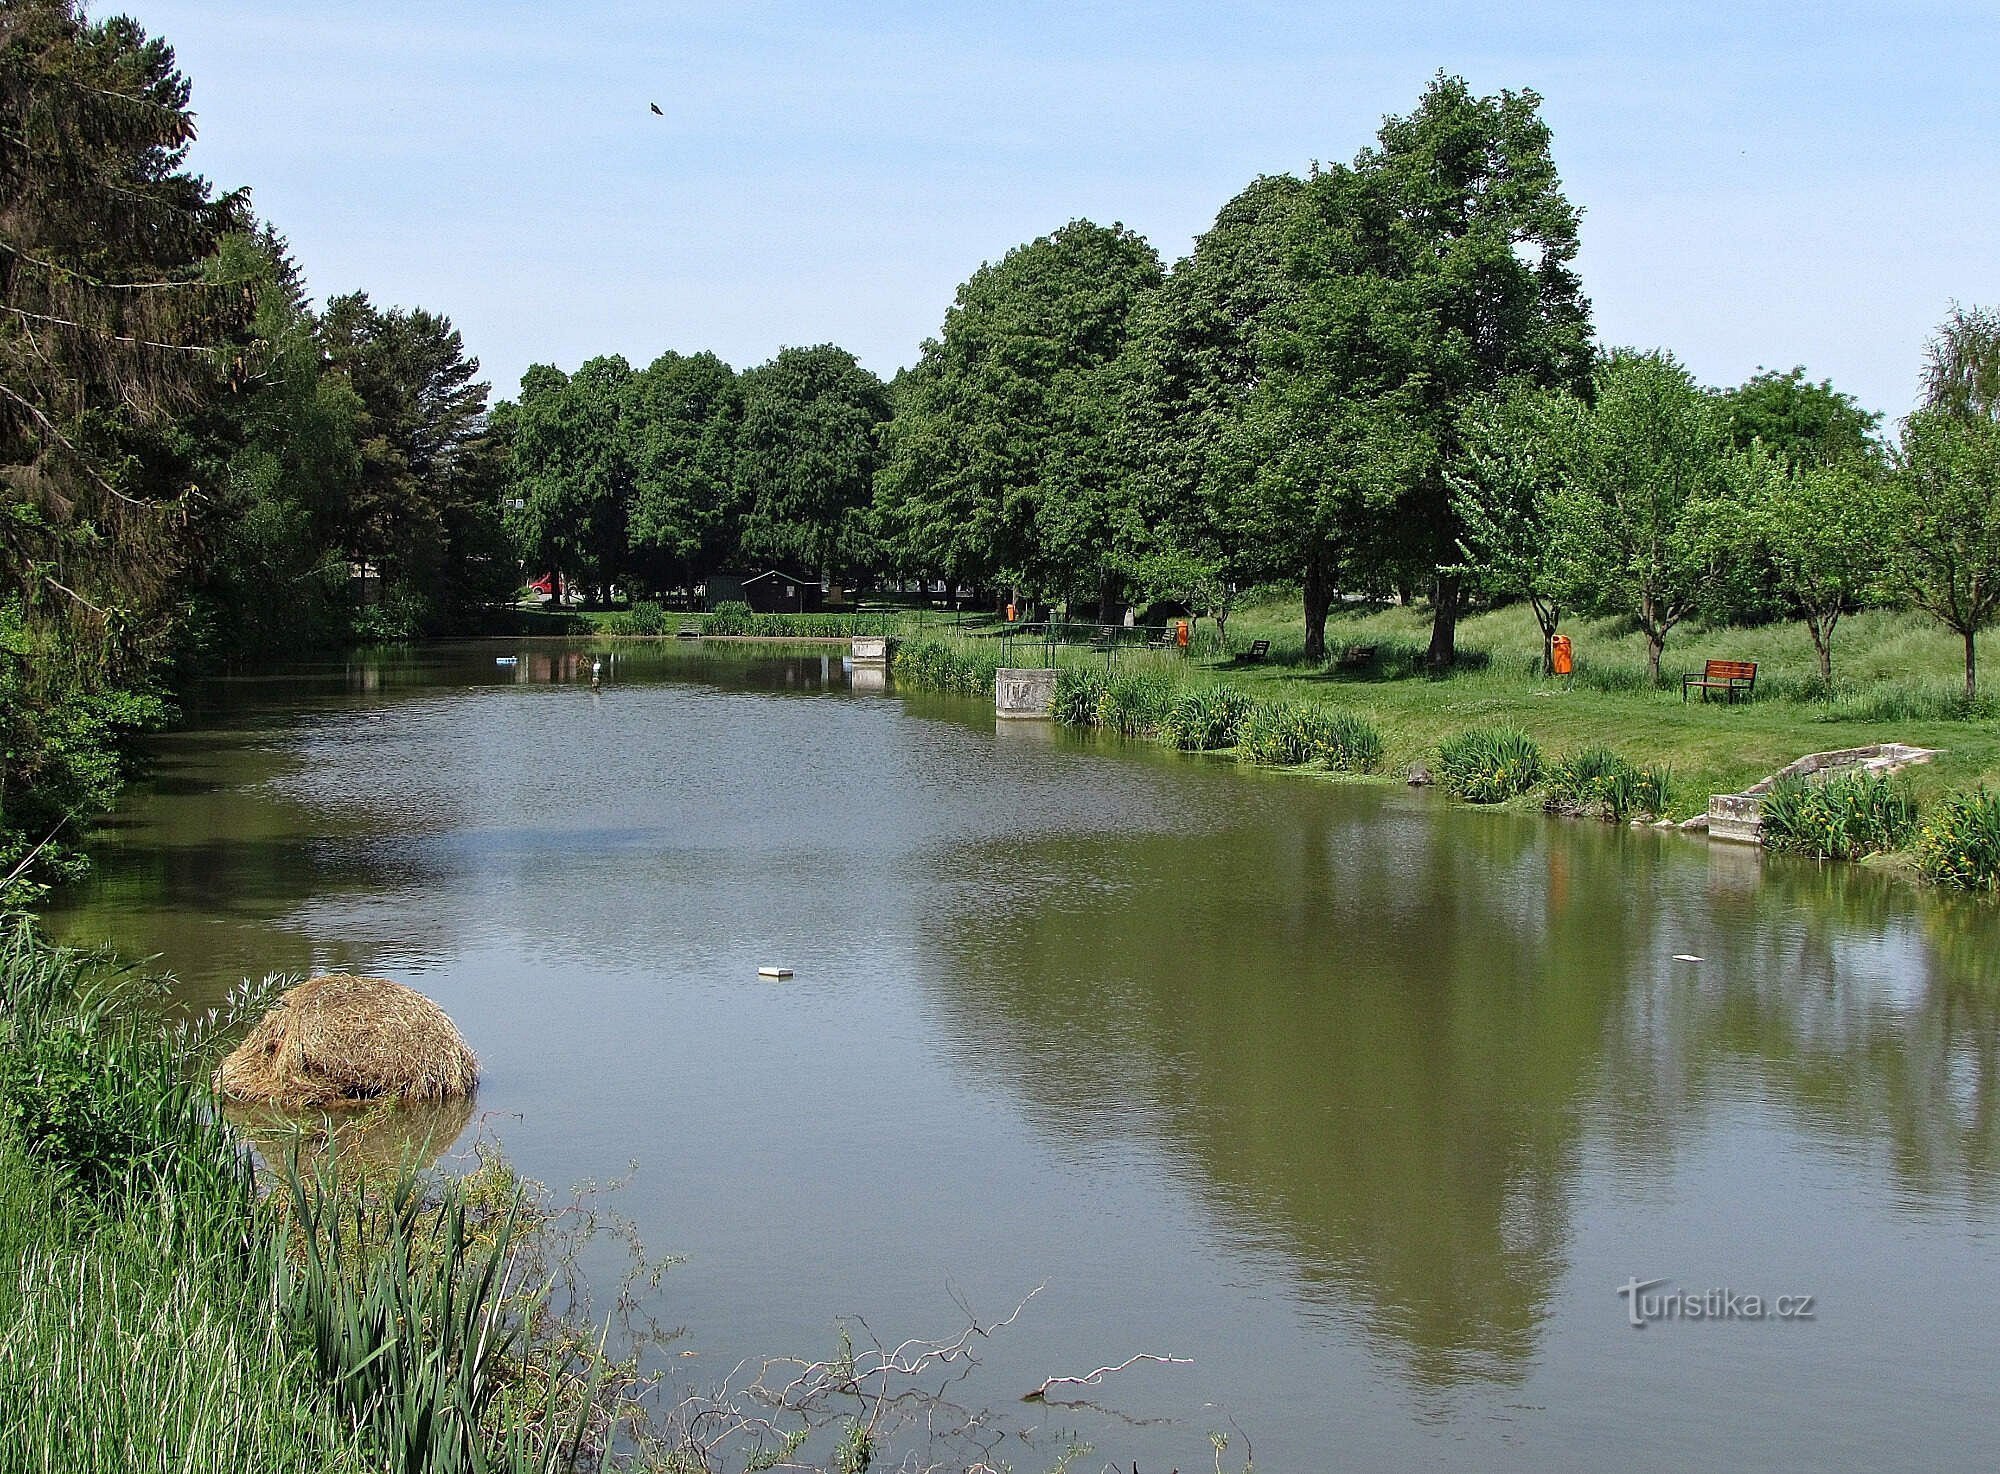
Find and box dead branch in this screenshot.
[1025,1353,1193,1402]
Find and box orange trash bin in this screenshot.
[1005,602,1017,622]
[1176,619,1191,649]
[1550,633,1573,676]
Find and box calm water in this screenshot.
[48,641,2000,1471]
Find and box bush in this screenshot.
[611,600,668,635]
[700,601,755,635]
[1160,685,1253,751]
[1545,746,1671,821]
[1912,788,2000,889]
[1760,771,1919,860]
[1436,727,1544,803]
[1234,701,1379,770]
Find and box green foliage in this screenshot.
[1094,671,1177,736]
[1913,788,2000,890]
[1436,726,1544,803]
[1742,446,1893,685]
[1720,366,1883,465]
[1760,772,1918,860]
[736,345,891,577]
[875,219,1163,600]
[1887,407,2000,700]
[1159,685,1253,751]
[609,600,668,636]
[1544,747,1669,821]
[1051,666,1110,725]
[1236,700,1382,771]
[891,637,1004,697]
[1539,351,1742,682]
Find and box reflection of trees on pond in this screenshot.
[911,796,2000,1389]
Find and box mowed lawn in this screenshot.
[1118,599,2000,814]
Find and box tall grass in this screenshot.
[0,923,588,1474]
[1436,727,1544,804]
[1159,685,1252,751]
[1759,772,1919,860]
[1544,747,1671,822]
[1237,702,1383,772]
[892,636,1006,696]
[1913,789,2000,890]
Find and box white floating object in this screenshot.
[757,966,794,979]
[1673,954,1703,963]
[495,656,517,666]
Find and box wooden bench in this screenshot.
[1682,659,1758,704]
[1240,638,1271,664]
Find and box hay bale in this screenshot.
[216,974,477,1108]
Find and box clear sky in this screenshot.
[130,1,1995,419]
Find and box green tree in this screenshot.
[1312,73,1593,669]
[183,231,362,662]
[500,355,634,606]
[1921,303,2000,420]
[1720,366,1882,466]
[876,220,1161,613]
[320,293,511,630]
[1887,410,2000,701]
[735,344,890,579]
[1740,447,1892,686]
[1540,351,1740,684]
[1448,385,1573,674]
[1117,175,1305,645]
[624,350,742,593]
[1,0,250,889]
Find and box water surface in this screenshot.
[49,641,2000,1471]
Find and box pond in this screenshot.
[47,640,2000,1472]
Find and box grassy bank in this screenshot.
[890,598,2000,889]
[0,924,598,1474]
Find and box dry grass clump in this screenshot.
[215,974,477,1108]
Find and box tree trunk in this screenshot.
[1966,627,1978,704]
[1097,570,1119,626]
[1532,598,1560,676]
[1303,555,1331,665]
[1647,629,1664,686]
[1810,617,1834,689]
[1426,572,1462,672]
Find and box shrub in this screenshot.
[701,600,755,635]
[1436,727,1543,803]
[1236,702,1322,766]
[1160,685,1253,751]
[612,600,668,635]
[1912,788,2000,889]
[1760,771,1919,860]
[1051,667,1109,726]
[1545,746,1671,821]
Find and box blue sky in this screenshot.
[132,1,1995,418]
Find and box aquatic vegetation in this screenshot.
[1159,685,1253,751]
[1051,666,1109,725]
[1095,671,1178,737]
[1912,788,2000,889]
[1760,771,1919,860]
[893,637,1005,695]
[1545,746,1670,821]
[1436,727,1544,803]
[1236,701,1381,771]
[216,974,478,1108]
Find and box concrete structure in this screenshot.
[850,635,893,667]
[1707,743,1941,845]
[995,667,1058,720]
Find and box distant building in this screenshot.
[706,569,824,614]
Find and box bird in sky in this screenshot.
[649,102,663,115]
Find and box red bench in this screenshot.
[1682,659,1757,704]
